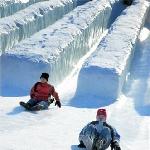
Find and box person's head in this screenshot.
[40,73,49,83]
[96,108,107,122]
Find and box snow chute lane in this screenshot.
[122,7,150,115]
[0,0,49,18]
[146,7,150,27]
[76,1,150,101]
[0,0,78,53]
[1,0,113,96]
[107,0,126,28]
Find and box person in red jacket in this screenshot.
[20,73,61,110]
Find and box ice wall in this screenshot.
[1,0,112,95]
[76,1,150,100]
[0,0,49,18]
[0,0,77,54]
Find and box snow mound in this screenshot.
[75,1,150,100]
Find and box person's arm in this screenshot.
[104,123,121,150]
[30,82,39,99]
[51,86,61,108]
[79,122,96,138]
[112,128,120,142]
[110,128,121,150]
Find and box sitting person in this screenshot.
[20,73,61,110]
[78,108,121,150]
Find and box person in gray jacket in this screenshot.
[78,108,121,150]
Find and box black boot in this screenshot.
[20,101,32,110]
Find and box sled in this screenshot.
[19,99,55,111]
[20,101,46,111]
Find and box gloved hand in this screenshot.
[48,97,55,105]
[111,141,121,150]
[55,101,61,108]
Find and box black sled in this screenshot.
[19,99,54,111]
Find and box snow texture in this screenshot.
[0,0,49,18]
[0,0,77,53]
[76,0,150,100]
[1,0,113,95]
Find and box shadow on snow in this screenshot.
[123,30,150,116]
[7,106,38,115]
[67,94,115,109]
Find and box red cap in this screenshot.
[96,108,107,118]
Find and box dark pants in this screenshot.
[27,99,49,109]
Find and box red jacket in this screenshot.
[30,82,60,101]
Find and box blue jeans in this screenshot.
[27,99,49,109]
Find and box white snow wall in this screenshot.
[76,1,150,100]
[1,0,113,95]
[0,0,49,18]
[0,0,78,54]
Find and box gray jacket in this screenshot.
[79,121,120,150]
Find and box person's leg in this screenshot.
[27,99,38,107]
[78,135,92,150]
[36,101,49,109]
[83,136,93,150]
[94,128,112,150]
[20,99,38,110]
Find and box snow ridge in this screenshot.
[0,0,49,18]
[0,0,77,53]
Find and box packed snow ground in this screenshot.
[0,25,150,150]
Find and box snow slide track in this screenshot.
[76,1,150,100]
